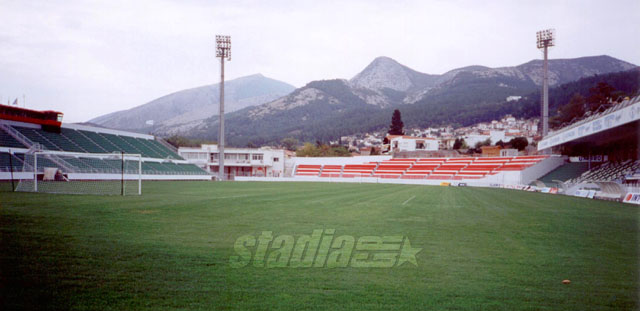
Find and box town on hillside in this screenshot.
[337,114,539,156]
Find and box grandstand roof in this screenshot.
[538,94,640,150]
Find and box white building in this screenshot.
[179,144,286,177]
[500,148,519,157]
[463,134,490,148]
[389,135,439,152]
[504,115,517,126]
[489,130,506,144]
[464,130,507,147]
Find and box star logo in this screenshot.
[397,238,421,267]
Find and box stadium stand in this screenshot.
[7,125,184,160]
[60,128,109,153]
[320,165,342,177]
[342,164,377,177]
[296,156,550,181]
[568,160,640,184]
[0,152,24,172]
[0,118,209,178]
[625,167,640,183]
[537,162,591,187]
[530,94,640,203]
[403,164,438,179]
[0,129,26,148]
[372,159,413,178]
[295,164,322,176]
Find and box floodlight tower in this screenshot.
[536,29,555,138]
[216,35,231,181]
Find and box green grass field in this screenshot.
[1,181,638,310]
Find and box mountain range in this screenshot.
[88,74,295,133]
[89,55,637,146]
[347,55,636,107]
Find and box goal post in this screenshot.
[16,151,142,195]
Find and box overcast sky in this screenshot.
[1,0,639,122]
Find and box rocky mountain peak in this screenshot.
[350,56,422,92]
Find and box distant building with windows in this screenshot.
[385,135,439,154]
[178,144,286,177]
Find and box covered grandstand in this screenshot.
[535,95,640,202]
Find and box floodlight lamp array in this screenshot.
[536,29,555,49]
[216,35,231,60]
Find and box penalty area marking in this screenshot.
[402,195,416,206]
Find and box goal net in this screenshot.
[15,151,142,195]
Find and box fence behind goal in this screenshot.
[15,152,142,195]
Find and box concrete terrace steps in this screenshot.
[0,124,207,176]
[538,162,591,187]
[295,156,549,180]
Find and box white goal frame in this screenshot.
[19,151,142,195]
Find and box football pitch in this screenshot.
[0,181,638,310]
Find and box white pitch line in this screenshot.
[402,195,416,206]
[215,194,253,199]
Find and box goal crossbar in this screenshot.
[17,151,142,195]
